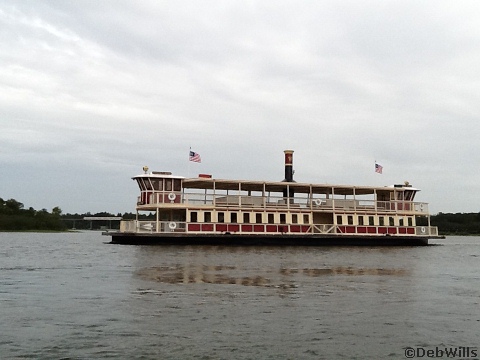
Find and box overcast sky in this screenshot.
[1,1,479,214]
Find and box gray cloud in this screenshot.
[1,1,480,213]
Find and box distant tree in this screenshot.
[52,206,62,217]
[5,199,24,213]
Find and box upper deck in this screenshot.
[133,173,428,215]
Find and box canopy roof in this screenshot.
[182,178,419,195]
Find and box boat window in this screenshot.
[268,214,275,224]
[165,179,172,191]
[144,178,153,190]
[280,214,286,224]
[337,215,343,225]
[190,212,198,223]
[389,217,395,226]
[243,213,250,223]
[204,212,211,223]
[399,218,404,226]
[397,192,404,200]
[149,179,159,190]
[137,179,147,191]
[408,217,413,226]
[173,179,182,191]
[303,214,309,224]
[347,215,353,225]
[292,214,298,224]
[231,213,237,223]
[404,190,415,201]
[256,213,262,224]
[218,212,225,223]
[358,216,364,226]
[379,217,385,226]
[369,216,374,225]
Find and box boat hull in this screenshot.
[106,232,440,246]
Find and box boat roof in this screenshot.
[182,177,420,195]
[132,171,420,195]
[133,173,185,180]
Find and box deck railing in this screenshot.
[120,220,438,237]
[121,220,186,233]
[137,191,430,214]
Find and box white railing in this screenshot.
[136,191,429,214]
[120,220,438,237]
[120,220,186,233]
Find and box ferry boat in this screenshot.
[107,150,442,245]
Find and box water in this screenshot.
[0,232,478,360]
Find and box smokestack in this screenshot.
[283,150,294,182]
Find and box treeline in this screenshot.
[431,212,480,235]
[0,197,153,231]
[2,196,480,234]
[0,198,66,231]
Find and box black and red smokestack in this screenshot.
[283,150,294,182]
[282,150,295,200]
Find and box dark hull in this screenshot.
[106,232,439,246]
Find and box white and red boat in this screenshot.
[107,150,442,245]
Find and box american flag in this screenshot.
[375,163,383,174]
[189,150,201,163]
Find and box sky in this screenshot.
[1,1,480,215]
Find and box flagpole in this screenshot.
[188,147,191,178]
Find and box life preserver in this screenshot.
[421,226,426,233]
[314,199,322,206]
[420,204,424,211]
[168,193,176,201]
[168,222,177,230]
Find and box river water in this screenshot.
[0,232,478,360]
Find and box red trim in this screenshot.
[266,225,277,232]
[367,227,376,234]
[190,224,417,236]
[227,224,240,232]
[253,225,264,232]
[387,227,397,234]
[241,224,253,232]
[290,225,301,232]
[188,224,201,231]
[216,224,228,232]
[201,224,214,231]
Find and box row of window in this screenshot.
[138,178,182,192]
[189,211,311,225]
[337,215,414,227]
[189,211,415,227]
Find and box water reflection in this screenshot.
[135,264,408,288]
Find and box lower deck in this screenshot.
[120,206,439,238]
[120,219,439,237]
